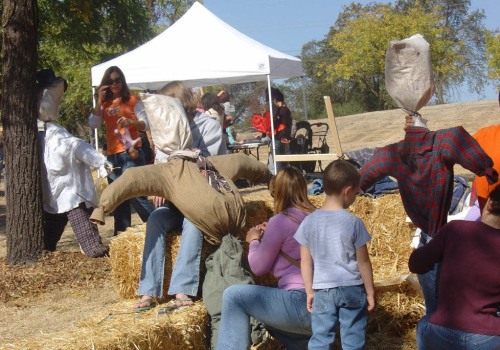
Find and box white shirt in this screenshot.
[41,122,107,213]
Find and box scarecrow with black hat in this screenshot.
[37,68,111,258]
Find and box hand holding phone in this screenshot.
[105,87,113,99]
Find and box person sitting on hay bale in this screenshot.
[360,115,498,317]
[37,68,112,258]
[133,81,227,310]
[409,183,500,350]
[217,166,315,350]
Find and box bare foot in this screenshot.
[175,294,194,307]
[133,295,155,310]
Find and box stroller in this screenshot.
[290,120,330,174]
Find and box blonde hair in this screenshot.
[158,81,198,119]
[273,167,316,215]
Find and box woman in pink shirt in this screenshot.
[217,167,315,350]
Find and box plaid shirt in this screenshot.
[360,126,497,237]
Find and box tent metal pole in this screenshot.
[301,76,308,120]
[267,75,277,174]
[91,86,99,151]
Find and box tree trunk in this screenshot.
[1,0,44,264]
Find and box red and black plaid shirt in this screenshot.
[360,126,497,237]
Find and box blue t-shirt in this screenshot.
[294,209,371,289]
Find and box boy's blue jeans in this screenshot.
[309,285,368,350]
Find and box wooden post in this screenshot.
[274,95,343,164]
[323,96,343,157]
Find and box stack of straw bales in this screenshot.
[2,300,209,350]
[107,191,423,349]
[3,191,423,349]
[109,225,217,300]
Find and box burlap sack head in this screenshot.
[37,79,65,122]
[385,34,435,116]
[140,93,193,155]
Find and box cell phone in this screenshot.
[105,88,113,99]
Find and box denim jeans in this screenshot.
[309,285,368,350]
[107,149,154,234]
[417,315,500,350]
[268,139,290,175]
[216,285,311,350]
[418,232,440,315]
[138,203,203,297]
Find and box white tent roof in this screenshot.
[91,2,303,90]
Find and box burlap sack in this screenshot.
[38,80,65,121]
[140,93,192,155]
[385,34,435,115]
[90,153,272,245]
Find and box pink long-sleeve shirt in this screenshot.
[248,207,307,290]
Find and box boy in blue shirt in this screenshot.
[295,159,376,349]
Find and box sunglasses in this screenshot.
[107,77,122,85]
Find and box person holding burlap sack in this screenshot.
[90,152,272,310]
[129,82,229,311]
[364,34,499,319]
[91,81,271,311]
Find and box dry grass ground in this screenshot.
[0,99,498,349]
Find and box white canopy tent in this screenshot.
[90,2,303,90]
[91,2,341,171]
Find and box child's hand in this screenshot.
[367,294,376,313]
[306,292,314,313]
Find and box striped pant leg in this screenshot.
[67,203,109,258]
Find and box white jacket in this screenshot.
[41,122,107,213]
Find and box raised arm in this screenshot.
[90,163,168,224]
[209,153,272,185]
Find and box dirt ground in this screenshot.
[0,99,498,347]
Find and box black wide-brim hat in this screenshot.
[36,68,68,92]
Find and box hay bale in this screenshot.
[349,194,415,281]
[241,192,423,349]
[251,334,285,350]
[107,193,423,350]
[1,300,209,350]
[109,224,216,300]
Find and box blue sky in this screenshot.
[204,0,500,102]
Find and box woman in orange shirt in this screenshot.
[89,66,154,235]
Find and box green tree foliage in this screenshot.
[36,0,154,139]
[144,0,200,28]
[324,3,448,110]
[299,35,366,118]
[396,0,488,103]
[486,31,500,84]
